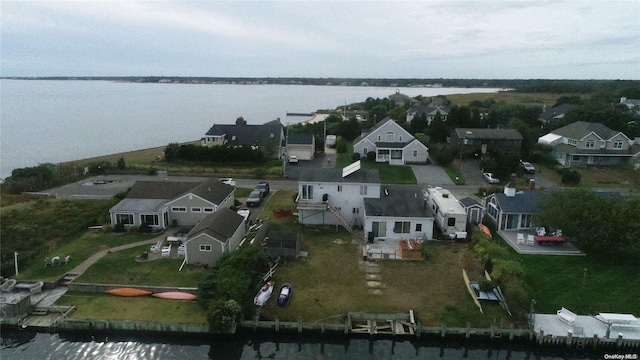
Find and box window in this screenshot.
[140,214,159,226]
[302,184,314,200]
[360,185,368,195]
[393,221,410,234]
[191,207,202,213]
[231,135,236,141]
[415,223,422,232]
[116,214,133,225]
[385,132,394,142]
[572,155,581,161]
[413,150,418,157]
[399,135,403,142]
[363,147,368,155]
[613,141,623,149]
[203,207,214,213]
[568,139,577,146]
[171,207,186,212]
[447,217,456,226]
[353,207,359,214]
[585,140,595,149]
[199,244,212,252]
[391,149,402,159]
[337,185,342,192]
[378,135,381,141]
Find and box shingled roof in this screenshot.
[204,119,282,146]
[299,168,380,184]
[364,185,430,218]
[550,121,622,140]
[186,208,244,242]
[126,178,233,205]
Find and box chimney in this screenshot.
[236,116,246,125]
[504,185,516,197]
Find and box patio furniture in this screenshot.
[178,244,186,257]
[526,234,535,246]
[150,240,163,253]
[557,307,577,326]
[161,244,172,257]
[516,233,525,245]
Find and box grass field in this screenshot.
[446,92,572,108]
[75,245,206,287]
[16,232,157,282]
[56,293,207,323]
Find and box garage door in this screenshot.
[288,149,313,160]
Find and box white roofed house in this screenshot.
[109,178,234,230]
[183,208,246,266]
[353,117,429,165]
[297,161,380,232]
[537,121,640,167]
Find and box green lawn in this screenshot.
[75,245,206,287]
[16,232,157,282]
[361,162,417,184]
[56,292,207,323]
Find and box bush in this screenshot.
[367,151,376,161]
[207,299,241,333]
[560,168,581,184]
[113,223,126,233]
[139,223,151,233]
[351,152,361,161]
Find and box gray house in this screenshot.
[363,185,434,241]
[537,121,640,167]
[484,186,544,231]
[200,117,285,158]
[109,178,234,230]
[451,128,523,155]
[406,101,451,125]
[538,103,578,124]
[353,118,429,165]
[183,208,246,266]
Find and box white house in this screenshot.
[296,163,381,230]
[363,185,434,241]
[424,187,467,238]
[353,118,429,165]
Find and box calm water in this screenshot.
[0,330,611,359]
[0,80,500,178]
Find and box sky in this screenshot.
[1,1,639,80]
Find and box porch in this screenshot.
[498,230,584,256]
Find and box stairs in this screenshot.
[326,202,353,233]
[61,273,79,285]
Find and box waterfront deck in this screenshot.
[533,313,640,340]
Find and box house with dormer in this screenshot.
[109,178,234,230]
[484,186,544,231]
[406,100,451,125]
[537,121,640,167]
[538,103,578,124]
[200,117,285,158]
[353,118,429,165]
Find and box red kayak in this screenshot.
[105,287,152,297]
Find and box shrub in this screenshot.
[367,151,376,161]
[139,223,151,233]
[351,152,361,161]
[113,223,126,233]
[560,168,581,184]
[207,299,241,333]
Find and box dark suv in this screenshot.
[254,181,270,198]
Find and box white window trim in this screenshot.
[199,244,212,252]
[191,207,202,213]
[171,206,187,212]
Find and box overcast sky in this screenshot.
[2,1,639,80]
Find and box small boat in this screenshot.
[152,292,197,301]
[105,287,152,297]
[254,280,274,306]
[478,224,492,239]
[276,283,292,307]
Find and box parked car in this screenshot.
[520,160,535,174]
[288,155,299,164]
[237,208,251,225]
[246,190,262,207]
[255,181,270,198]
[218,177,236,187]
[483,172,500,184]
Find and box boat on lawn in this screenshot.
[152,291,197,301]
[105,287,152,297]
[276,283,292,307]
[254,280,274,306]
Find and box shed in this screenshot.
[264,231,300,259]
[459,196,484,225]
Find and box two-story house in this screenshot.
[109,178,234,230]
[353,118,429,165]
[537,121,640,167]
[450,128,523,155]
[406,100,451,125]
[200,117,285,159]
[296,162,380,230]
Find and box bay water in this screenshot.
[0,80,500,178]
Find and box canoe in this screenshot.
[152,292,197,301]
[254,280,274,306]
[478,224,492,239]
[276,283,292,307]
[105,287,152,297]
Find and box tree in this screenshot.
[533,190,640,260]
[207,299,241,333]
[164,143,181,161]
[117,157,126,170]
[409,113,427,135]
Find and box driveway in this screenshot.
[410,164,454,186]
[285,147,336,180]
